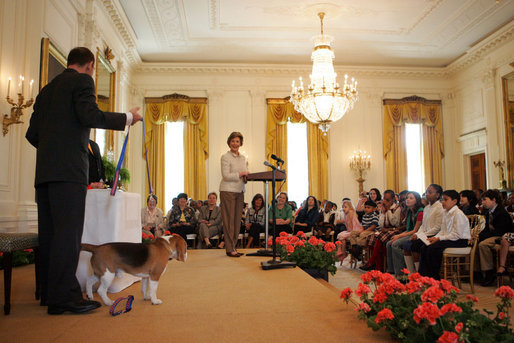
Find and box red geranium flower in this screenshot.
[324,242,336,253]
[421,286,445,303]
[294,240,305,248]
[308,236,319,246]
[413,302,440,325]
[340,287,353,300]
[406,281,422,294]
[465,294,479,303]
[164,230,171,235]
[440,279,459,293]
[437,331,461,343]
[24,248,34,253]
[355,302,371,313]
[373,290,388,304]
[494,286,514,299]
[148,233,154,239]
[455,322,463,334]
[499,312,506,320]
[268,238,273,246]
[335,241,342,245]
[296,231,305,237]
[401,268,410,274]
[440,303,462,315]
[142,232,148,239]
[286,244,294,253]
[279,231,288,237]
[290,236,300,244]
[375,308,394,324]
[355,283,372,297]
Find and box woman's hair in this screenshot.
[407,191,423,213]
[177,192,188,200]
[459,189,477,207]
[368,188,382,201]
[251,193,264,209]
[207,192,218,199]
[277,191,288,202]
[305,195,318,211]
[428,184,443,199]
[147,194,158,204]
[226,131,244,146]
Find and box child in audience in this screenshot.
[349,200,379,261]
[335,200,362,261]
[418,190,470,280]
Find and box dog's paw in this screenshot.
[144,296,151,301]
[103,299,114,306]
[151,299,162,305]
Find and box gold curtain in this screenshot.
[266,99,329,201]
[383,96,444,192]
[144,95,208,212]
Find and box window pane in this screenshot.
[95,129,106,157]
[405,123,425,194]
[287,122,309,206]
[165,121,185,212]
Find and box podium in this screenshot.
[245,170,286,256]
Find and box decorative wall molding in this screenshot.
[457,128,488,155]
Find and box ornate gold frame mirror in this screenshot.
[502,68,514,188]
[95,47,116,155]
[39,38,67,89]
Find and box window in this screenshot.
[164,121,185,211]
[405,123,425,194]
[286,121,309,205]
[95,129,106,157]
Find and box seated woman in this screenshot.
[141,194,164,237]
[245,194,266,248]
[336,200,363,261]
[386,191,423,276]
[293,195,319,235]
[198,192,222,249]
[368,188,382,205]
[166,192,198,243]
[497,232,514,276]
[268,192,293,235]
[418,190,470,280]
[459,190,479,215]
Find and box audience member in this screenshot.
[348,200,379,260]
[294,195,319,234]
[402,184,444,272]
[316,201,336,239]
[166,192,198,243]
[269,192,293,234]
[418,190,470,280]
[336,200,362,261]
[141,194,164,237]
[245,194,266,248]
[506,193,514,212]
[88,140,105,189]
[459,190,479,215]
[387,191,423,276]
[478,189,513,286]
[198,192,223,249]
[496,232,514,276]
[368,188,382,203]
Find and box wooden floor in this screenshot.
[0,249,392,343]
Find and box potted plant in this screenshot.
[273,231,337,281]
[340,269,514,342]
[102,156,130,190]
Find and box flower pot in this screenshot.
[302,268,329,282]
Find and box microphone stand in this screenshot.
[261,159,296,270]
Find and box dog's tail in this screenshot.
[81,243,98,253]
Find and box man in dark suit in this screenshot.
[88,139,105,189]
[26,47,142,314]
[478,189,513,286]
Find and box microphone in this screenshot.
[264,161,277,170]
[271,154,284,164]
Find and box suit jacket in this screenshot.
[198,205,222,227]
[88,140,105,183]
[26,69,126,186]
[479,205,513,241]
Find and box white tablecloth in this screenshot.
[76,189,141,292]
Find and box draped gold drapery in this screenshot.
[383,96,444,192]
[144,95,208,212]
[266,99,329,201]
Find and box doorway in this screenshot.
[470,153,487,191]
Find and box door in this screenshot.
[470,153,486,190]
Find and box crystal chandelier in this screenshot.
[290,12,358,133]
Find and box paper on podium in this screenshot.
[416,230,431,246]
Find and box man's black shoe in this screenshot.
[47,299,101,315]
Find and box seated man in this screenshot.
[478,189,513,286]
[197,192,222,248]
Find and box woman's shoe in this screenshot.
[235,251,245,256]
[226,252,240,257]
[497,266,509,276]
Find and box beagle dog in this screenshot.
[81,234,187,306]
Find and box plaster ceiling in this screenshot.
[118,0,514,67]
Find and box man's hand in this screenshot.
[428,237,439,244]
[129,107,142,125]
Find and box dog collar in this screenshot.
[109,295,134,316]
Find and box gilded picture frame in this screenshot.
[39,38,67,89]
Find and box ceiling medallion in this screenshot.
[290,12,358,133]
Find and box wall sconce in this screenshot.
[349,149,371,193]
[3,75,34,136]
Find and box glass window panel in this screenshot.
[405,123,425,194]
[165,121,185,212]
[287,121,309,205]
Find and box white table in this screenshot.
[76,189,141,293]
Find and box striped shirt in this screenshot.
[361,212,379,230]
